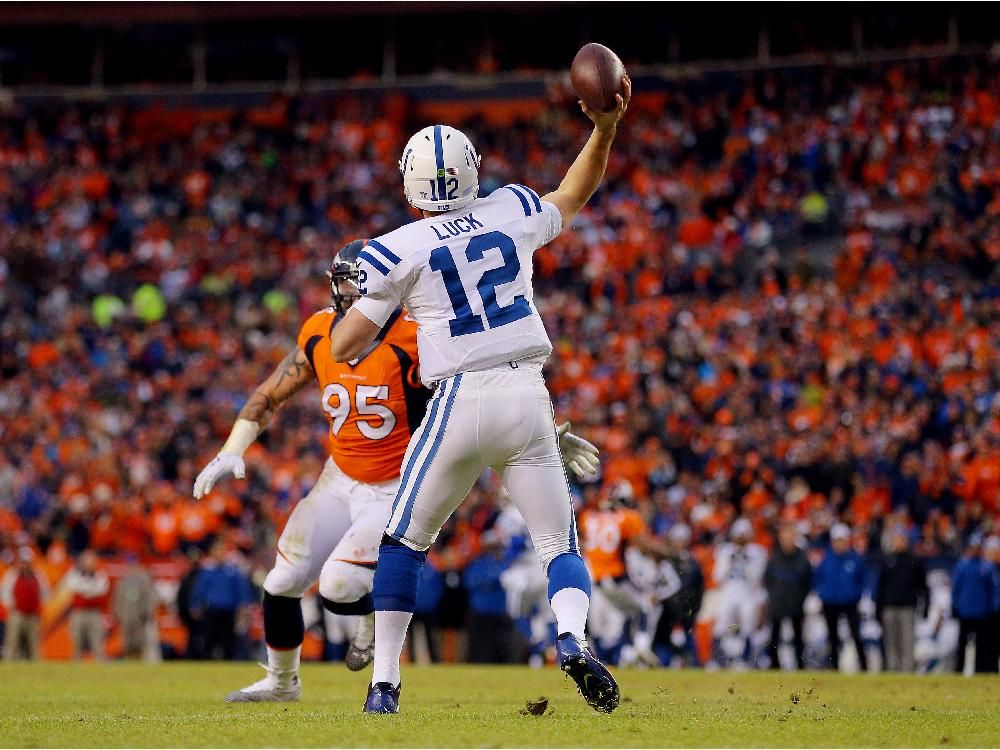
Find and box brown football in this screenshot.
[570,42,626,112]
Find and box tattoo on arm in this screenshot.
[238,391,275,425]
[237,348,314,429]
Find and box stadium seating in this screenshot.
[1,56,998,666]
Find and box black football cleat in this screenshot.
[363,681,401,714]
[556,633,620,713]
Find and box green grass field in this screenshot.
[0,662,997,748]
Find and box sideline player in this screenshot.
[193,241,427,701]
[578,480,669,664]
[327,77,631,713]
[711,518,767,667]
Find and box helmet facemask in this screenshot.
[328,262,361,314]
[328,239,367,314]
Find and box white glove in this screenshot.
[193,454,246,499]
[557,421,600,480]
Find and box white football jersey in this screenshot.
[352,184,562,385]
[713,542,767,587]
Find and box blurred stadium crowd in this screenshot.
[1,56,999,672]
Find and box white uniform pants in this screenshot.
[713,582,761,639]
[263,458,396,601]
[386,362,578,570]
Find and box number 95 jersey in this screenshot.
[298,307,431,484]
[351,184,562,385]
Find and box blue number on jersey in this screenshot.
[430,230,532,337]
[429,244,486,336]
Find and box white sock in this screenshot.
[371,610,412,687]
[550,587,590,640]
[354,612,375,649]
[267,645,300,686]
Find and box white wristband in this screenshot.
[221,418,260,456]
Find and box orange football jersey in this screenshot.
[298,307,430,484]
[578,507,646,582]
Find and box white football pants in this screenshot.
[713,581,762,639]
[385,360,578,570]
[263,457,396,601]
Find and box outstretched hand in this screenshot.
[193,453,246,499]
[580,75,631,133]
[557,421,601,480]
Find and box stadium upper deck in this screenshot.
[0,3,998,93]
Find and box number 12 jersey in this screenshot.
[352,184,562,385]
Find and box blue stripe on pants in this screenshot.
[389,380,449,529]
[552,424,580,555]
[391,373,462,541]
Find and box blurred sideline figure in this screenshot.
[465,530,523,663]
[951,534,997,674]
[190,541,255,660]
[580,480,669,665]
[764,524,811,670]
[814,524,869,672]
[64,550,110,661]
[712,518,767,668]
[651,524,704,668]
[1,547,49,661]
[113,553,158,661]
[875,529,928,673]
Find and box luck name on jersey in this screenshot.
[351,184,562,385]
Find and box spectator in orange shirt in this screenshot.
[149,500,180,557]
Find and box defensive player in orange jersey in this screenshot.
[193,240,430,702]
[194,240,600,702]
[578,480,668,663]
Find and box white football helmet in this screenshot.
[398,125,481,212]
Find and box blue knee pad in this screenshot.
[546,552,592,600]
[373,538,427,613]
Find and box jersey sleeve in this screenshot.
[352,239,411,328]
[497,184,563,251]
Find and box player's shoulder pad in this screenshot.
[300,307,338,339]
[495,183,544,218]
[356,226,421,278]
[356,238,402,278]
